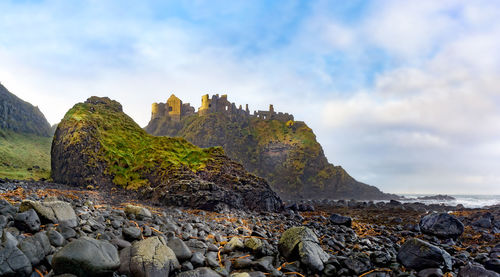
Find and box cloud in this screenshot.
[1,0,499,195]
[319,0,500,194]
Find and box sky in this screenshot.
[1,0,500,194]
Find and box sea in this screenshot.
[399,194,500,209]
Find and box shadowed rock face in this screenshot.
[0,83,51,136]
[146,107,396,200]
[51,97,282,212]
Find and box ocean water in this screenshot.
[400,194,500,209]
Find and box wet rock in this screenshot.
[0,199,16,216]
[124,205,152,219]
[419,213,464,239]
[458,264,499,277]
[191,252,205,267]
[20,200,78,227]
[0,246,32,276]
[417,268,443,277]
[167,237,193,261]
[122,227,142,241]
[14,209,40,233]
[223,237,244,253]
[52,237,120,277]
[47,229,65,247]
[119,236,180,277]
[278,226,329,272]
[244,237,263,252]
[18,232,52,265]
[485,258,500,273]
[397,238,452,271]
[177,267,221,277]
[329,214,352,227]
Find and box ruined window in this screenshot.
[168,106,172,111]
[225,106,228,111]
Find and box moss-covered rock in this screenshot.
[146,111,394,200]
[51,97,282,211]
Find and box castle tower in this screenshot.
[199,94,211,116]
[167,94,182,121]
[151,103,159,119]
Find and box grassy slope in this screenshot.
[0,129,52,180]
[60,100,221,189]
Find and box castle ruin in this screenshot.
[151,93,293,122]
[151,94,195,122]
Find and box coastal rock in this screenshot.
[458,264,499,277]
[329,214,352,227]
[167,237,193,261]
[145,94,395,200]
[52,237,120,277]
[51,97,282,212]
[119,236,180,277]
[19,200,78,227]
[419,212,464,238]
[18,232,51,265]
[124,205,152,219]
[14,209,40,233]
[278,226,329,272]
[177,267,221,277]
[0,246,32,276]
[397,238,452,271]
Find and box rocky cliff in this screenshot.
[51,96,282,211]
[146,96,395,200]
[0,83,52,179]
[0,83,51,136]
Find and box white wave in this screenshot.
[400,195,500,209]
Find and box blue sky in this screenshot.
[1,0,500,194]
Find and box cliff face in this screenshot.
[52,97,282,211]
[0,83,52,179]
[146,98,394,200]
[0,83,51,137]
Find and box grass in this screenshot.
[0,129,52,180]
[60,98,219,189]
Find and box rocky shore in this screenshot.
[0,180,499,277]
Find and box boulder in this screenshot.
[397,238,452,271]
[329,214,352,227]
[119,236,180,277]
[124,205,152,219]
[18,232,52,265]
[52,237,120,277]
[458,264,499,277]
[167,237,193,261]
[14,209,40,233]
[20,200,78,227]
[0,246,32,276]
[278,226,329,272]
[419,212,464,238]
[177,267,221,277]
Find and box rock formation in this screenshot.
[0,82,51,136]
[51,96,282,211]
[146,94,395,200]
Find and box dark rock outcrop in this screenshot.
[145,95,397,201]
[397,238,452,271]
[51,97,282,212]
[0,83,51,136]
[419,212,464,239]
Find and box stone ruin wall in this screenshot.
[152,93,293,123]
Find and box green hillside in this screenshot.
[0,129,51,180]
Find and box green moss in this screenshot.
[59,101,218,189]
[0,130,51,180]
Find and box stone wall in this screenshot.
[152,93,292,123]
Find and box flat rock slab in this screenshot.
[20,200,78,227]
